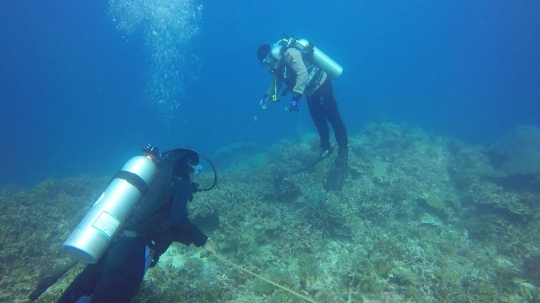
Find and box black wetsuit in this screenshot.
[265,47,348,154]
[306,79,348,152]
[56,179,207,303]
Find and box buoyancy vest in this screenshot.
[279,46,324,95]
[124,156,180,241]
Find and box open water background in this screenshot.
[1,0,539,186]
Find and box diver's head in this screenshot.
[172,149,201,181]
[257,44,271,62]
[257,43,282,69]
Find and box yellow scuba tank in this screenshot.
[278,37,343,79]
[61,148,157,263]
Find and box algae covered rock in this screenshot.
[487,125,540,175]
[211,142,268,172]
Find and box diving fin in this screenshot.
[29,260,78,301]
[325,149,349,191]
[290,146,334,175]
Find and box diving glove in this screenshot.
[260,94,269,110]
[289,93,301,112]
[191,181,201,193]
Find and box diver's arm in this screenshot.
[286,48,308,95]
[266,72,284,96]
[170,180,208,246]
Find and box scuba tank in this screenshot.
[296,38,343,79]
[61,145,158,264]
[278,36,343,79]
[29,146,219,302]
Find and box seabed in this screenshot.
[1,123,539,303]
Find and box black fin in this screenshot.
[290,147,334,175]
[29,260,78,301]
[325,150,348,191]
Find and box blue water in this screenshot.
[1,0,539,186]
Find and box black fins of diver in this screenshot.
[290,146,334,176]
[290,145,349,191]
[29,260,78,301]
[324,149,349,192]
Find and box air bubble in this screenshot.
[108,0,203,126]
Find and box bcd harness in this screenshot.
[269,37,325,102]
[123,154,186,244]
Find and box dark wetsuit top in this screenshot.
[149,179,208,257]
[56,179,208,303]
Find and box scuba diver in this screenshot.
[257,35,350,191]
[31,146,218,303]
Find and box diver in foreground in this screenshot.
[257,35,350,191]
[30,145,218,303]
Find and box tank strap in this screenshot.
[113,170,149,195]
[300,41,315,59]
[144,245,154,274]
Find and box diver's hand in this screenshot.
[202,238,217,255]
[191,181,200,193]
[260,94,269,110]
[289,93,301,112]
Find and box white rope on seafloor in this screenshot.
[211,252,319,303]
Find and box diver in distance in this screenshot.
[257,34,350,191]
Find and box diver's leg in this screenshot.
[89,237,146,303]
[320,80,348,151]
[56,263,103,303]
[307,91,331,151]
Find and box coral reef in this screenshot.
[211,142,268,173]
[1,122,540,302]
[487,125,540,175]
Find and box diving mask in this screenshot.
[190,164,202,177]
[262,44,282,69]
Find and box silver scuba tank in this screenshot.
[61,154,157,263]
[294,38,343,79]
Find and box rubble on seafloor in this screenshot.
[1,123,540,303]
